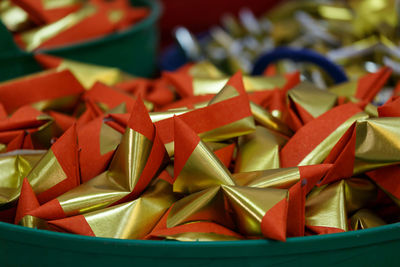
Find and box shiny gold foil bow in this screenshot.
[31,99,166,220]
[167,117,289,241]
[0,111,78,207]
[280,103,369,167]
[232,164,332,237]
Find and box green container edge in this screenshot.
[0,220,399,266]
[0,0,161,81]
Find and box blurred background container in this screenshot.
[0,0,161,81]
[159,0,281,47]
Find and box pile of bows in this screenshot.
[1,55,400,241]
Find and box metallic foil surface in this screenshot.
[235,126,287,172]
[354,118,400,174]
[0,150,45,205]
[298,111,369,166]
[20,4,96,51]
[57,125,153,215]
[306,178,377,232]
[56,59,126,89]
[0,0,30,32]
[84,179,175,239]
[288,81,338,119]
[173,141,235,194]
[350,209,386,230]
[250,102,293,137]
[232,167,300,189]
[193,75,287,95]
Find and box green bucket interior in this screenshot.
[0,221,399,266]
[0,0,161,82]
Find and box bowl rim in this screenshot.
[1,220,400,258]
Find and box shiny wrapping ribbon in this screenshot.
[378,96,400,117]
[349,0,398,37]
[29,99,166,220]
[353,118,400,173]
[250,102,293,137]
[322,117,400,185]
[234,126,287,172]
[188,61,226,78]
[77,115,122,183]
[16,3,97,51]
[0,106,63,151]
[48,179,176,239]
[149,221,243,241]
[26,124,80,204]
[0,69,85,114]
[154,72,255,156]
[192,76,287,95]
[11,0,82,24]
[267,0,399,74]
[367,165,400,207]
[350,209,386,230]
[0,58,399,242]
[329,67,392,103]
[280,103,368,167]
[83,83,138,113]
[14,178,52,230]
[163,62,291,98]
[165,185,288,239]
[115,77,175,108]
[165,117,289,241]
[286,81,337,131]
[35,54,131,90]
[0,150,45,206]
[305,178,377,234]
[232,164,332,237]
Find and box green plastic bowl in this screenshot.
[0,221,399,266]
[0,0,161,82]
